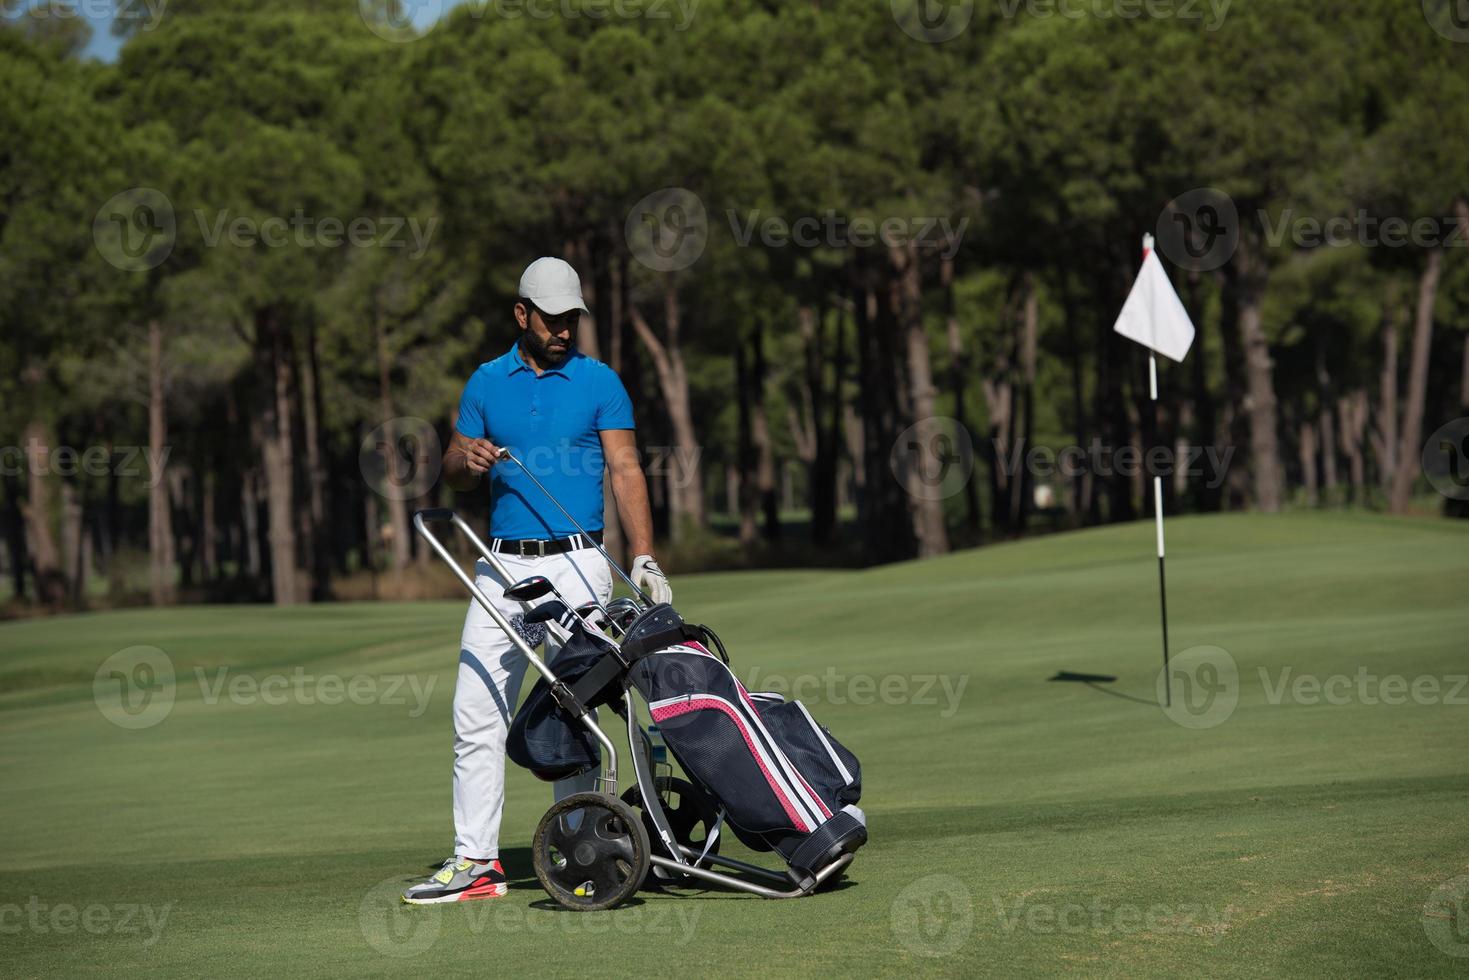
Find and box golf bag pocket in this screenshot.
[629,642,866,873]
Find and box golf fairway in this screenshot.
[2,511,1466,977]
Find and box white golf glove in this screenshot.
[631,555,672,605]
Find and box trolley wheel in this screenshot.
[532,792,650,911]
[621,776,722,883]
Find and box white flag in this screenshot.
[1112,248,1195,362]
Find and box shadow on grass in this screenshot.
[1049,670,1157,706]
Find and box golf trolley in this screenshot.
[413,457,861,912]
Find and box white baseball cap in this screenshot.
[518,257,589,316]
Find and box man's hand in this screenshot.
[631,555,672,605]
[444,431,508,492]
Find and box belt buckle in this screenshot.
[525,539,545,558]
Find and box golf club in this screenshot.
[503,450,654,606]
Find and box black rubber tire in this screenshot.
[532,792,650,911]
[621,776,722,884]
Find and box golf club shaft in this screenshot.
[504,451,653,605]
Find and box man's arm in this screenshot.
[600,428,655,557]
[443,430,507,493]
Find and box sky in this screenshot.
[8,2,453,62]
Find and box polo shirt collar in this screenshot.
[505,342,578,379]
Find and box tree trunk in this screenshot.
[1314,343,1338,502]
[300,323,331,598]
[1338,390,1368,503]
[1299,418,1319,506]
[750,328,780,543]
[21,418,64,603]
[242,467,262,580]
[375,314,410,571]
[943,256,982,535]
[1371,299,1401,496]
[1234,242,1284,512]
[147,318,176,605]
[629,282,705,538]
[733,338,758,548]
[1012,273,1039,534]
[1389,247,1443,514]
[60,482,84,605]
[889,242,948,556]
[258,310,300,605]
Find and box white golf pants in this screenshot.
[452,545,613,860]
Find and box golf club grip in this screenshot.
[415,508,456,523]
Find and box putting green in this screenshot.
[2,511,1466,977]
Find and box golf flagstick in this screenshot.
[1112,232,1195,708]
[1149,346,1170,707]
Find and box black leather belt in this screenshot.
[492,531,603,557]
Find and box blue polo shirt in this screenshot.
[455,344,635,539]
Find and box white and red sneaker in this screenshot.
[401,858,508,905]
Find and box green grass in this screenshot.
[2,511,1467,977]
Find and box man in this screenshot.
[403,257,672,904]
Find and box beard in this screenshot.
[522,329,572,366]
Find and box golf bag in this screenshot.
[620,605,867,878]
